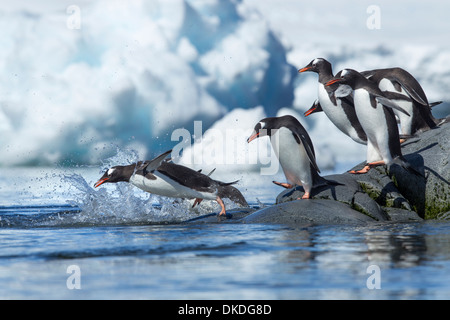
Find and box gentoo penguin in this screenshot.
[247,115,335,199]
[326,69,421,175]
[361,67,445,136]
[94,150,247,216]
[299,58,368,145]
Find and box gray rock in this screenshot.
[276,173,388,221]
[351,121,450,219]
[383,207,423,222]
[352,191,388,221]
[184,207,256,224]
[185,121,449,225]
[242,199,375,226]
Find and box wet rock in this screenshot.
[276,174,388,221]
[184,207,256,224]
[352,121,450,219]
[383,207,423,222]
[242,199,375,226]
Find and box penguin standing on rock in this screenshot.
[94,150,247,216]
[247,115,338,199]
[361,67,445,137]
[326,69,423,176]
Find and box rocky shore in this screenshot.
[188,121,450,226]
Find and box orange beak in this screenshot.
[247,132,260,143]
[94,178,109,188]
[298,67,311,73]
[304,106,317,117]
[325,78,342,86]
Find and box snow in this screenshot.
[0,0,449,174]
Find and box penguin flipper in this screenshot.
[375,95,411,116]
[140,149,172,173]
[334,84,353,98]
[292,131,321,174]
[390,77,428,106]
[206,168,216,177]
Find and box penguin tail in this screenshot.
[217,184,248,207]
[313,173,343,188]
[326,179,344,186]
[218,180,239,187]
[429,101,443,108]
[392,156,424,177]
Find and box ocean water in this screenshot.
[1,166,450,300]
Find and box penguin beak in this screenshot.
[304,106,317,117]
[298,66,311,73]
[325,78,342,86]
[247,131,260,143]
[94,177,109,188]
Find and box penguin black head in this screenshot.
[326,69,363,88]
[247,115,302,143]
[298,58,332,74]
[247,117,276,143]
[94,165,134,187]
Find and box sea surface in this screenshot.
[1,166,450,300]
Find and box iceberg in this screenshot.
[0,0,448,174]
[0,0,295,167]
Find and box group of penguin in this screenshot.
[94,58,447,217]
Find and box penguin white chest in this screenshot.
[377,79,413,134]
[353,89,387,133]
[270,127,312,186]
[318,83,356,138]
[353,88,393,163]
[378,78,407,95]
[129,172,216,200]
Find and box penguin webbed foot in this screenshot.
[297,192,311,200]
[216,196,232,220]
[192,198,203,208]
[272,181,294,189]
[349,161,385,174]
[348,166,371,174]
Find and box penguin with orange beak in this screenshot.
[247,115,337,199]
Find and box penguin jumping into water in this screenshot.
[361,67,446,137]
[326,69,422,176]
[247,115,337,199]
[94,150,247,216]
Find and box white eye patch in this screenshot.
[107,168,116,175]
[259,121,266,129]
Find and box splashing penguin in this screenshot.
[94,150,247,216]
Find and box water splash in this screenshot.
[62,170,216,226]
[0,147,246,228]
